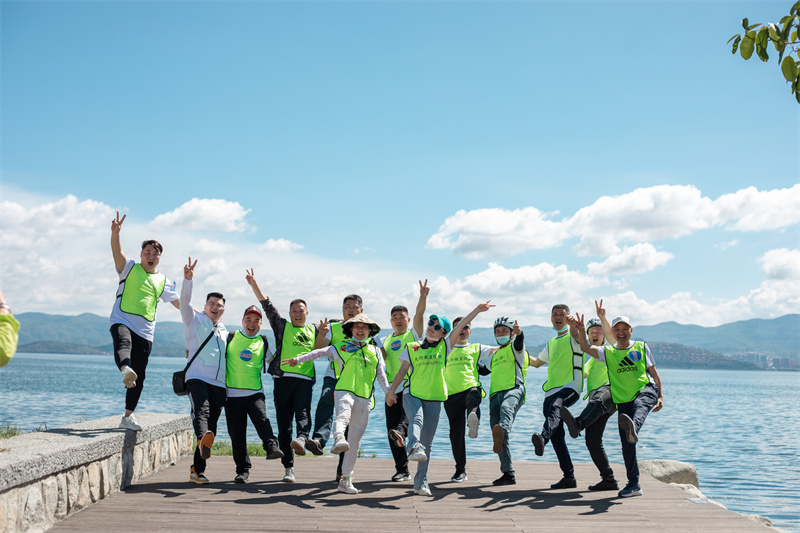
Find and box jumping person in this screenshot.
[109,211,179,431]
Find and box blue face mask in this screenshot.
[554,325,568,334]
[495,335,510,345]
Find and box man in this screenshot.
[529,304,584,489]
[109,211,179,431]
[246,268,317,483]
[225,304,284,483]
[181,258,227,484]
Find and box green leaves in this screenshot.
[781,56,799,82]
[740,31,756,60]
[755,28,770,62]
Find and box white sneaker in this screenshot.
[467,411,479,439]
[121,366,137,389]
[282,467,296,483]
[119,414,142,431]
[414,483,432,496]
[408,444,427,462]
[330,434,350,455]
[290,437,307,456]
[338,476,360,494]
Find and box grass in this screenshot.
[0,422,48,439]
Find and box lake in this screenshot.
[1,353,798,531]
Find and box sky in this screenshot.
[1,0,798,331]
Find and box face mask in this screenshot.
[495,335,510,345]
[554,325,568,334]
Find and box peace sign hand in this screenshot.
[595,299,606,319]
[419,279,430,297]
[319,317,329,336]
[184,257,198,280]
[111,211,126,234]
[477,300,495,313]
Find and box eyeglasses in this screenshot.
[427,320,442,331]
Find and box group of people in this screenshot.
[108,213,664,499]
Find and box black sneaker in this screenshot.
[391,471,411,482]
[451,471,468,482]
[234,471,249,483]
[492,472,516,486]
[550,477,577,489]
[588,479,619,491]
[559,406,581,439]
[265,441,284,460]
[389,429,405,448]
[619,414,638,444]
[305,438,324,456]
[531,433,545,456]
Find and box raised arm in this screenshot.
[448,300,494,343]
[567,313,599,358]
[245,268,268,301]
[595,300,613,345]
[412,279,429,338]
[180,257,198,325]
[110,211,128,273]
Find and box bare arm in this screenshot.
[448,300,494,344]
[385,359,412,405]
[412,279,429,338]
[245,268,268,301]
[110,211,128,273]
[567,313,600,359]
[647,364,664,412]
[595,300,613,346]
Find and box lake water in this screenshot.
[1,353,798,531]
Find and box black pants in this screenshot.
[385,391,409,475]
[225,392,277,475]
[273,376,313,468]
[444,387,482,474]
[110,324,152,412]
[312,375,336,446]
[578,385,617,481]
[617,383,659,486]
[541,388,579,478]
[187,379,226,474]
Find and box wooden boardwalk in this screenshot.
[49,457,771,532]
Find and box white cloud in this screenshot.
[715,239,739,250]
[586,243,673,275]
[758,248,800,281]
[259,238,304,253]
[715,185,800,232]
[150,198,250,233]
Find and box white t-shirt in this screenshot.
[109,259,179,341]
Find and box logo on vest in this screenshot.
[391,340,402,351]
[628,350,642,362]
[240,349,253,362]
[342,343,359,353]
[411,344,420,352]
[616,357,638,373]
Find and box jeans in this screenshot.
[489,386,524,475]
[617,383,659,486]
[402,393,442,489]
[541,388,579,478]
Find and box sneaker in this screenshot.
[338,476,360,494]
[392,471,411,482]
[550,477,577,489]
[282,467,296,483]
[330,434,350,455]
[121,366,137,389]
[413,483,432,496]
[467,411,480,439]
[451,471,468,482]
[234,471,249,484]
[407,444,427,462]
[290,436,307,456]
[618,483,643,497]
[492,424,504,454]
[589,478,619,491]
[492,472,516,486]
[198,431,215,460]
[389,429,405,448]
[190,465,209,484]
[531,433,545,456]
[119,414,142,431]
[619,414,638,444]
[305,438,324,456]
[559,406,581,439]
[265,441,284,460]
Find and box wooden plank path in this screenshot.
[49,457,771,532]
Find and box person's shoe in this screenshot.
[619,414,638,444]
[265,441,284,460]
[413,482,432,496]
[467,411,480,439]
[550,477,578,489]
[451,471,468,482]
[389,429,405,448]
[330,434,350,455]
[338,476,360,494]
[407,444,427,462]
[391,471,411,482]
[198,431,215,460]
[589,478,619,491]
[618,483,643,497]
[492,472,516,486]
[119,414,142,431]
[305,438,324,456]
[190,465,209,484]
[290,436,307,455]
[492,424,504,454]
[282,467,296,483]
[121,366,137,389]
[234,471,249,483]
[531,433,545,456]
[559,406,581,439]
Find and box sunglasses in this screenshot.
[427,319,443,331]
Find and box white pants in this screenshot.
[333,390,371,477]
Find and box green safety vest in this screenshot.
[334,341,380,399]
[605,341,650,404]
[279,322,316,378]
[445,344,484,397]
[118,263,166,322]
[584,356,609,399]
[542,334,584,393]
[489,342,529,397]
[407,341,448,401]
[226,331,267,390]
[328,322,347,378]
[383,330,415,384]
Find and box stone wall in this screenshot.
[0,413,192,533]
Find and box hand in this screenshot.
[319,317,329,336]
[184,257,197,280]
[595,299,606,319]
[568,313,585,330]
[419,279,430,297]
[245,268,257,287]
[111,211,126,234]
[653,396,663,412]
[288,358,299,367]
[385,390,397,406]
[512,320,521,336]
[476,300,495,313]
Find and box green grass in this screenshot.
[0,422,48,439]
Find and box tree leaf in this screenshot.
[756,28,770,61]
[782,55,799,82]
[742,17,749,30]
[768,24,780,41]
[740,32,755,59]
[732,35,741,55]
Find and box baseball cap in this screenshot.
[611,316,631,328]
[243,305,262,318]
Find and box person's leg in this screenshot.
[341,396,370,478]
[332,390,354,440]
[247,392,278,449]
[576,385,615,430]
[414,400,442,490]
[542,389,579,479]
[187,380,212,474]
[225,396,251,475]
[311,375,337,447]
[110,324,132,370]
[273,378,295,468]
[402,393,424,452]
[444,391,467,475]
[584,413,615,482]
[294,378,313,439]
[619,384,659,487]
[495,387,524,475]
[385,393,409,475]
[124,332,151,414]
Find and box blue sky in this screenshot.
[1,1,798,330]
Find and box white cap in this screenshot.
[611,316,632,328]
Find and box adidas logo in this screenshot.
[616,357,638,373]
[296,332,310,343]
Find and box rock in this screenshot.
[639,459,699,487]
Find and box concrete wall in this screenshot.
[0,413,192,533]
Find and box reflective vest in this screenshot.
[279,323,316,378]
[226,331,267,390]
[383,330,415,384]
[407,341,447,401]
[489,342,528,397]
[445,344,483,396]
[605,341,650,404]
[328,322,347,378]
[543,334,584,393]
[334,341,380,399]
[584,356,609,399]
[118,263,166,322]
